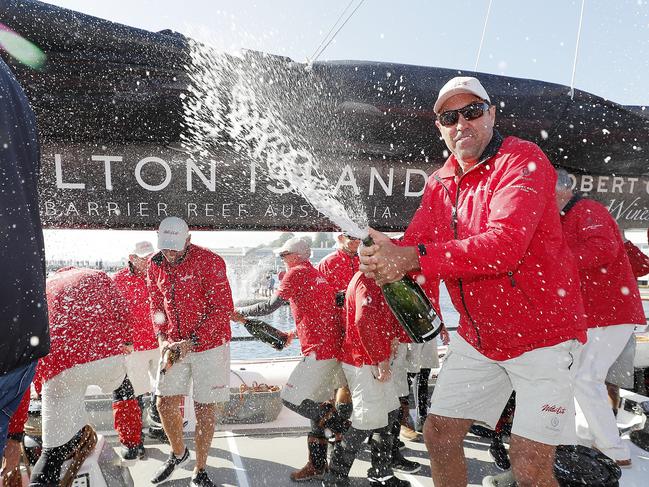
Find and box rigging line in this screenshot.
[309,0,356,62]
[474,0,494,72]
[570,0,586,99]
[311,0,366,63]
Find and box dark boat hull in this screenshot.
[2,0,648,231]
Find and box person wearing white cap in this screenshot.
[359,76,588,486]
[147,217,234,487]
[111,241,159,461]
[233,237,347,482]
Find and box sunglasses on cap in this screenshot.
[437,101,490,127]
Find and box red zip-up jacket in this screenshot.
[113,267,159,351]
[318,249,360,293]
[561,197,646,328]
[411,135,587,360]
[147,244,233,352]
[342,272,401,366]
[37,268,129,383]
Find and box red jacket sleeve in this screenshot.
[417,146,554,280]
[203,256,234,317]
[352,281,393,364]
[146,263,167,337]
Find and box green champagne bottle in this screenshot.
[243,318,289,350]
[363,236,442,343]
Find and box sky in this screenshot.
[39,0,649,259]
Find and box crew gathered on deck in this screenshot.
[2,74,648,487]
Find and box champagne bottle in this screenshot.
[363,236,442,343]
[243,318,289,350]
[160,346,180,376]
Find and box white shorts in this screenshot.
[429,335,580,446]
[606,333,636,389]
[41,355,126,447]
[390,342,410,398]
[406,340,440,373]
[343,363,401,430]
[155,344,230,404]
[281,356,346,406]
[125,348,160,396]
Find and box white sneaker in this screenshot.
[482,470,515,487]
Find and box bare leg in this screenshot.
[193,402,217,472]
[605,382,620,415]
[157,395,185,457]
[423,414,472,487]
[509,434,558,487]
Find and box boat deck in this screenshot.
[109,402,649,487]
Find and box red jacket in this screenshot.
[318,249,360,293]
[38,268,129,383]
[276,261,342,360]
[147,244,233,352]
[113,267,159,351]
[411,135,587,360]
[561,197,646,328]
[342,272,401,366]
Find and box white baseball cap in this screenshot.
[274,237,311,258]
[157,217,189,251]
[434,76,491,114]
[131,241,154,257]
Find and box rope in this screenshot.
[309,0,356,62]
[474,0,494,71]
[310,0,366,64]
[570,0,586,99]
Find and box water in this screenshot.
[230,283,461,360]
[181,40,368,238]
[230,284,649,360]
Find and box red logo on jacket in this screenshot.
[541,404,566,415]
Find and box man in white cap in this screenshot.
[111,241,159,461]
[147,217,234,487]
[359,76,587,486]
[233,237,347,482]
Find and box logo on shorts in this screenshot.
[541,404,566,415]
[285,383,294,389]
[211,384,227,390]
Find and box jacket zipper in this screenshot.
[435,174,482,348]
[169,268,183,340]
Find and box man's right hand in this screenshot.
[231,310,246,323]
[376,360,392,383]
[359,228,420,285]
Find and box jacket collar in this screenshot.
[437,130,504,179]
[561,193,584,215]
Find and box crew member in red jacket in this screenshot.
[318,233,361,301]
[147,217,234,487]
[556,169,646,467]
[234,237,347,482]
[317,233,360,446]
[30,268,129,486]
[360,76,587,487]
[324,272,411,487]
[111,241,159,461]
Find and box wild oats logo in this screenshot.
[541,404,566,415]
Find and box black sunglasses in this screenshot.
[437,101,490,127]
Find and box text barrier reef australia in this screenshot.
[1,0,648,231]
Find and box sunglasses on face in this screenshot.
[437,101,490,127]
